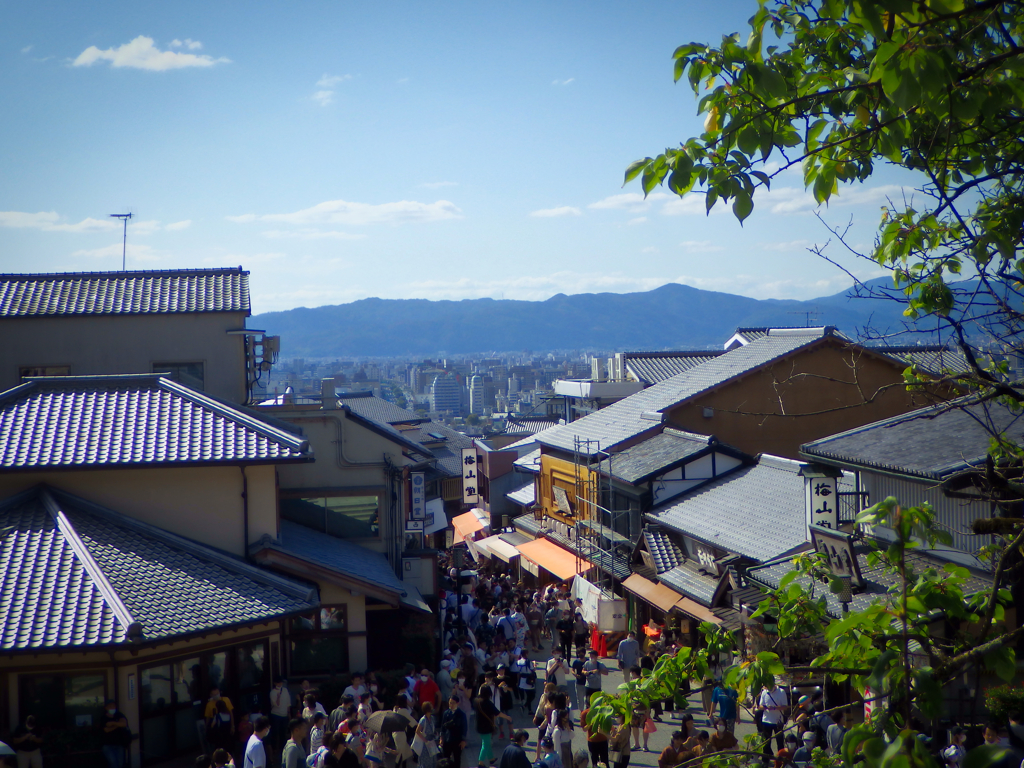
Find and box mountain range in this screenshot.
[253,278,924,358]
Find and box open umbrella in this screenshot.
[0,742,14,756]
[364,710,416,734]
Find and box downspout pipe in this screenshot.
[241,465,250,559]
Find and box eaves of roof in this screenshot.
[0,374,313,472]
[342,407,434,458]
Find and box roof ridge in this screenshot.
[38,488,139,638]
[157,377,311,453]
[0,267,246,280]
[48,486,317,602]
[755,453,804,472]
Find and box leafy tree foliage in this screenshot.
[628,0,1024,440]
[613,5,1024,765]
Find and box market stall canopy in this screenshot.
[516,537,591,580]
[622,573,684,614]
[452,509,487,544]
[674,596,721,625]
[475,534,521,563]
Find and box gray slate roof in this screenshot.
[642,525,685,573]
[507,482,536,507]
[537,328,836,456]
[337,392,425,425]
[596,428,743,484]
[504,417,563,436]
[0,268,250,317]
[747,541,992,619]
[871,345,971,375]
[0,486,317,651]
[395,422,473,476]
[647,454,809,562]
[513,448,542,474]
[658,561,719,606]
[263,520,410,598]
[623,351,726,385]
[0,374,312,470]
[801,398,1024,480]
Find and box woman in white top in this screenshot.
[553,708,574,768]
[757,683,789,757]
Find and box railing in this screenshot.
[837,491,869,524]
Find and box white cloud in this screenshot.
[261,229,367,241]
[420,181,458,189]
[21,45,32,54]
[588,192,670,213]
[170,39,203,50]
[627,217,647,226]
[552,78,575,86]
[165,219,192,231]
[679,240,726,253]
[762,239,813,252]
[312,90,334,106]
[397,77,410,84]
[317,73,351,88]
[227,199,463,227]
[72,243,159,262]
[530,206,581,218]
[660,194,728,216]
[0,211,119,232]
[73,36,228,71]
[129,219,161,235]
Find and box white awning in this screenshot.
[475,534,522,563]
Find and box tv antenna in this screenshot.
[109,212,133,270]
[788,307,822,327]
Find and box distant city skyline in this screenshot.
[1,1,914,312]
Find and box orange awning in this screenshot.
[623,573,683,614]
[452,510,485,544]
[516,538,591,580]
[674,596,722,625]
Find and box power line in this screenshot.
[109,213,132,270]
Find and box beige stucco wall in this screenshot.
[0,312,250,404]
[0,463,279,555]
[667,342,934,460]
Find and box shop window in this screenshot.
[288,605,349,675]
[19,673,107,730]
[153,361,205,390]
[280,494,380,539]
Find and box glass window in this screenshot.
[153,362,204,390]
[289,605,349,675]
[142,666,173,714]
[325,496,379,538]
[173,658,202,705]
[207,653,227,693]
[19,365,70,380]
[280,495,380,539]
[19,676,64,729]
[237,642,266,691]
[321,608,346,630]
[65,675,105,728]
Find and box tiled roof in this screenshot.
[642,525,684,573]
[504,417,563,436]
[595,429,741,484]
[507,482,536,507]
[623,351,726,385]
[499,531,532,548]
[870,345,971,375]
[0,268,250,317]
[395,422,472,476]
[513,513,542,538]
[340,409,433,458]
[536,328,837,455]
[801,397,1023,480]
[337,392,425,425]
[513,448,542,474]
[747,541,992,619]
[0,374,312,470]
[0,486,317,651]
[658,561,719,606]
[647,454,810,562]
[258,521,409,598]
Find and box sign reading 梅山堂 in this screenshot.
[462,448,480,504]
[807,475,838,530]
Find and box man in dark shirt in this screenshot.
[101,701,131,768]
[498,730,533,768]
[440,696,468,768]
[12,715,43,767]
[555,612,574,660]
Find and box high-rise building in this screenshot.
[430,374,462,415]
[469,375,485,416]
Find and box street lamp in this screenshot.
[837,576,853,614]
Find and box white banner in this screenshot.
[462,448,480,504]
[572,575,628,632]
[572,575,602,625]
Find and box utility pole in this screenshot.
[109,213,132,270]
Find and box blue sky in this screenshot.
[1,1,907,312]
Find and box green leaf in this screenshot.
[733,191,754,223]
[984,646,1016,681]
[624,159,649,185]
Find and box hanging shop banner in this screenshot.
[462,448,480,504]
[572,576,602,625]
[411,472,426,520]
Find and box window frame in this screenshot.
[279,489,384,541]
[286,604,350,676]
[151,361,205,391]
[19,365,71,380]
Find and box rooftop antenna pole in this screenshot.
[109,213,132,270]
